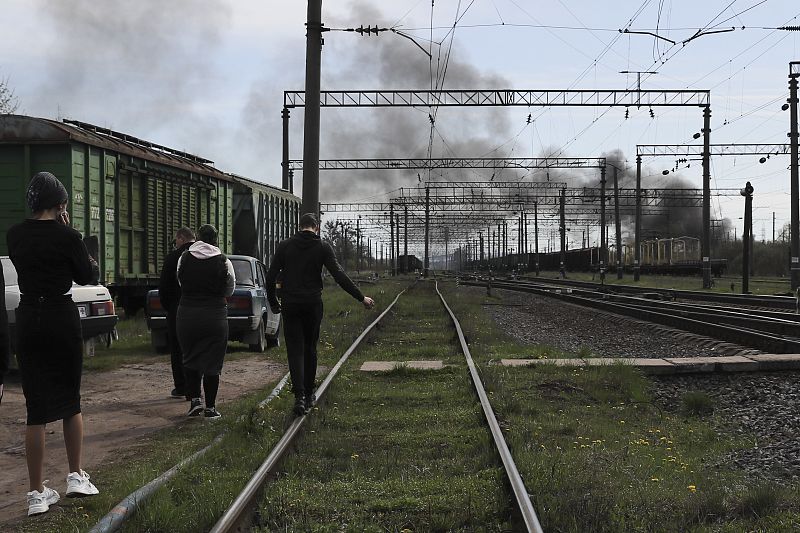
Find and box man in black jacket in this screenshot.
[158,227,195,399]
[266,213,374,416]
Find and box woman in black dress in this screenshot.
[7,172,100,516]
[176,224,235,419]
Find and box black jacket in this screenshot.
[266,231,364,307]
[0,264,9,386]
[158,241,192,312]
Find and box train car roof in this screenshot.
[228,173,300,201]
[0,115,234,182]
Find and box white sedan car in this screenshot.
[2,256,118,355]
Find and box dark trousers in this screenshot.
[166,310,185,391]
[282,301,323,398]
[184,369,219,407]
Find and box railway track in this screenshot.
[460,276,800,353]
[514,275,797,309]
[206,281,542,532]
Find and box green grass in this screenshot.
[439,281,800,532]
[15,276,800,531]
[254,282,516,531]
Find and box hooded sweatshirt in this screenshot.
[266,230,364,307]
[177,241,235,308]
[0,264,8,387]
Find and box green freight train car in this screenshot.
[231,173,300,265]
[0,115,300,314]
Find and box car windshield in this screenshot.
[231,259,254,287]
[1,257,17,286]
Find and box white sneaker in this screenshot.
[66,469,99,497]
[27,486,60,516]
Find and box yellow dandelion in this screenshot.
[688,485,697,492]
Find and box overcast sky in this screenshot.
[2,0,799,245]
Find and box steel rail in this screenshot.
[210,289,406,533]
[602,298,800,337]
[516,276,797,309]
[435,281,543,533]
[88,372,291,533]
[464,279,800,353]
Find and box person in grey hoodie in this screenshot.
[176,225,235,419]
[266,213,374,416]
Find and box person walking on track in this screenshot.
[6,171,100,516]
[158,227,195,400]
[266,213,375,417]
[176,224,235,419]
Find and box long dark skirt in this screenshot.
[176,305,227,375]
[16,298,83,425]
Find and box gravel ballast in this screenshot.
[478,287,756,358]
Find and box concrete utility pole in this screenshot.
[424,186,430,277]
[342,224,348,272]
[534,201,540,275]
[741,182,754,294]
[522,211,528,272]
[790,62,800,290]
[599,166,607,276]
[404,206,408,274]
[396,211,400,274]
[634,155,642,281]
[444,227,449,271]
[389,204,395,276]
[702,106,712,289]
[282,108,291,191]
[613,165,623,279]
[559,189,566,275]
[301,0,324,216]
[356,216,360,273]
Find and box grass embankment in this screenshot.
[15,278,404,533]
[254,281,516,531]
[526,270,791,295]
[440,282,800,532]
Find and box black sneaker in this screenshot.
[204,407,221,419]
[170,388,186,399]
[187,398,203,417]
[292,397,306,417]
[304,393,317,413]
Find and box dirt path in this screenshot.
[0,357,287,526]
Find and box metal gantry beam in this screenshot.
[288,157,606,171]
[284,89,710,108]
[637,143,790,157]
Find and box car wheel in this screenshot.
[249,321,266,352]
[266,320,281,349]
